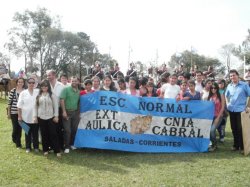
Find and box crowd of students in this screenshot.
[7,65,250,156]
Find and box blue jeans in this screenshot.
[210,117,222,146]
[217,117,227,139]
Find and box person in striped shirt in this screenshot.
[7,78,25,148]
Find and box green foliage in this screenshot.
[169,50,224,73]
[6,8,117,79]
[234,29,250,65]
[1,98,250,186]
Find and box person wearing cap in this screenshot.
[225,69,250,152]
[111,63,124,80]
[126,62,137,78]
[92,64,104,80]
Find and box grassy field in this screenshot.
[1,98,250,187]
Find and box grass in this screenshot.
[1,97,250,187]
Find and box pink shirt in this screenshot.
[210,95,222,117]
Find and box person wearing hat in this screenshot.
[92,64,104,80]
[111,63,124,80]
[126,62,137,78]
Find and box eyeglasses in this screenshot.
[28,82,35,84]
[211,87,217,90]
[41,85,48,87]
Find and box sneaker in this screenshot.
[64,149,70,154]
[231,147,239,151]
[70,145,77,150]
[208,146,217,152]
[26,149,31,153]
[34,149,39,153]
[209,141,212,146]
[219,138,224,143]
[44,152,49,156]
[56,153,62,157]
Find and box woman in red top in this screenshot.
[207,82,225,151]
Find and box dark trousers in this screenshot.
[62,110,79,149]
[38,118,60,153]
[10,114,22,147]
[229,111,243,150]
[57,107,65,150]
[25,122,39,150]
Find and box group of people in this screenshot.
[7,64,250,156]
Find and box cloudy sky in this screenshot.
[0,0,250,72]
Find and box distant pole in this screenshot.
[128,42,132,69]
[190,46,193,68]
[155,49,159,68]
[244,55,246,78]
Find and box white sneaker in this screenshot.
[209,141,212,146]
[44,152,49,156]
[64,149,70,153]
[26,149,31,153]
[71,145,77,150]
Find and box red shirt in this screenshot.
[80,89,95,96]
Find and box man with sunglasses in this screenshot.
[225,69,250,153]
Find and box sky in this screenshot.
[0,0,250,73]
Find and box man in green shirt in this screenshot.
[60,76,80,153]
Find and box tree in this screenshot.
[169,50,223,74]
[6,8,119,79]
[7,8,57,77]
[219,43,236,73]
[234,29,250,66]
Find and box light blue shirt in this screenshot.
[225,81,250,112]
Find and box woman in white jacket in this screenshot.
[33,79,61,157]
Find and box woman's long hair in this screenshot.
[207,82,221,102]
[36,79,52,106]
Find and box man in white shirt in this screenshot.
[47,70,65,151]
[160,74,180,99]
[195,71,204,93]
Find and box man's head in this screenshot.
[169,74,178,85]
[229,69,239,84]
[47,70,57,82]
[71,76,79,88]
[60,74,68,85]
[195,71,203,82]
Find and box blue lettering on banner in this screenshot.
[75,91,214,153]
